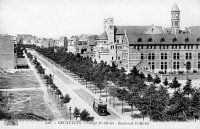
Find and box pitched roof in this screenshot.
[126,33,200,45]
[87,35,98,46]
[171,3,180,11]
[115,26,163,35]
[187,26,200,34]
[97,31,108,40]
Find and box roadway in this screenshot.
[30,50,121,120]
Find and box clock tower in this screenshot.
[171,3,180,34]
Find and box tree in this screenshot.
[139,72,146,80]
[130,66,139,77]
[191,89,200,121]
[80,109,94,121]
[55,89,62,103]
[116,88,128,113]
[163,78,169,86]
[147,74,153,83]
[183,79,194,97]
[153,75,161,84]
[169,77,181,91]
[73,107,80,120]
[62,94,71,112]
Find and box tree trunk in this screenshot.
[95,84,97,94]
[106,87,107,102]
[122,99,123,113]
[131,105,133,120]
[113,96,115,107]
[86,81,87,88]
[100,88,101,98]
[110,93,111,105]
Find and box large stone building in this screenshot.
[0,35,14,69]
[96,4,200,73]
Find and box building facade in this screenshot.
[0,35,14,69]
[96,4,200,73]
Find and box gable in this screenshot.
[143,25,163,34]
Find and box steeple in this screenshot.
[171,3,180,34]
[171,3,180,11]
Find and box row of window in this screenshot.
[111,45,122,49]
[146,61,200,70]
[132,44,199,50]
[137,37,199,43]
[141,52,195,60]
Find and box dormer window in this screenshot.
[148,38,152,42]
[197,38,200,42]
[173,38,177,42]
[137,38,142,42]
[185,37,189,42]
[160,38,165,42]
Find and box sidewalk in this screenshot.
[25,52,64,120]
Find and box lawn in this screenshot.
[6,90,54,121]
[0,70,40,89]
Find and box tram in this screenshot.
[93,99,108,116]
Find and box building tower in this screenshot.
[104,18,116,64]
[171,3,180,34]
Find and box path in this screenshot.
[24,52,64,120]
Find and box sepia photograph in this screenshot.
[0,0,200,129]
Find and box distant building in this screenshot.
[57,36,68,48]
[68,36,79,54]
[0,35,14,69]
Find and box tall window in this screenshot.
[173,53,176,59]
[173,53,180,59]
[189,53,192,59]
[148,53,151,60]
[141,53,144,60]
[173,62,180,70]
[165,53,167,60]
[198,53,200,59]
[148,53,155,60]
[198,62,200,69]
[152,53,155,60]
[186,53,192,59]
[161,53,163,60]
[152,62,155,70]
[177,53,180,59]
[173,62,176,69]
[165,62,167,69]
[161,62,164,70]
[175,21,178,26]
[161,62,167,70]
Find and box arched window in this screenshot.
[148,38,152,42]
[137,38,142,42]
[160,38,165,42]
[173,38,177,42]
[185,37,189,42]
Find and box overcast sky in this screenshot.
[0,0,199,38]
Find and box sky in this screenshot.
[0,0,199,38]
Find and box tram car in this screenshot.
[93,99,108,116]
